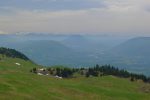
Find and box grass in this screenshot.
[0,56,150,100]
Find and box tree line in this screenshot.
[85,65,150,83]
[0,47,29,60]
[31,64,150,83]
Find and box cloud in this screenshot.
[0,0,105,11]
[0,0,150,36]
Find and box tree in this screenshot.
[32,68,37,73]
[56,68,61,76]
[86,72,90,77]
[130,77,135,82]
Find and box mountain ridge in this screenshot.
[0,47,30,61]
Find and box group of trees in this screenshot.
[31,64,150,83]
[84,65,150,83]
[51,67,74,78]
[0,47,29,60]
[31,67,74,78]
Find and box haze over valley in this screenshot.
[1,0,150,99]
[0,33,149,76]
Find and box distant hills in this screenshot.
[0,34,150,75]
[61,35,104,53]
[105,37,150,75]
[16,40,76,66]
[110,37,150,56]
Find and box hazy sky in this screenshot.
[0,0,150,36]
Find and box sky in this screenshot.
[0,0,150,36]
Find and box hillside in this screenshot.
[0,49,150,100]
[0,38,100,66]
[61,35,107,52]
[110,37,150,56]
[0,40,76,66]
[0,47,29,60]
[102,37,150,76]
[16,40,73,65]
[0,35,150,75]
[0,34,130,67]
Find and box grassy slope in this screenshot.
[0,56,150,100]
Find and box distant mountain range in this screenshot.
[0,34,150,75]
[110,37,150,56]
[104,37,150,75]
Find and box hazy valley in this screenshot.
[0,34,149,76]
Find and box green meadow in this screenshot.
[0,56,150,100]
